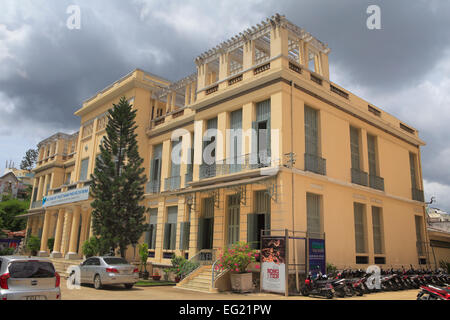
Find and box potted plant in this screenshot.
[170,255,186,282]
[138,243,149,279]
[162,268,170,281]
[216,241,259,293]
[152,270,161,281]
[26,236,40,256]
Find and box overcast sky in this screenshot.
[1,0,449,211]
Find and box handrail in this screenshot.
[182,249,215,280]
[211,258,228,289]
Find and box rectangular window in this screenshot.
[145,208,158,250]
[306,193,322,238]
[247,191,271,249]
[179,221,190,251]
[372,206,384,254]
[149,144,162,192]
[374,257,386,265]
[356,256,369,264]
[227,195,240,246]
[79,158,89,181]
[252,100,271,167]
[354,203,367,254]
[163,206,177,250]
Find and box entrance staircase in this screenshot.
[50,258,83,279]
[176,265,215,293]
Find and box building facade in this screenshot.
[23,15,432,270]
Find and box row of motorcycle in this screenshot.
[300,266,449,300]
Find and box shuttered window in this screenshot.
[306,193,322,238]
[179,221,190,250]
[145,208,158,250]
[354,203,366,253]
[304,106,319,156]
[367,135,377,175]
[372,207,384,254]
[350,126,361,169]
[203,118,217,163]
[409,153,418,189]
[79,158,89,181]
[163,206,177,250]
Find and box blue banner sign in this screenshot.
[43,186,90,207]
[309,238,326,275]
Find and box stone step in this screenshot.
[188,278,211,285]
[180,283,211,291]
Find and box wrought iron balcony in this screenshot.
[200,163,217,179]
[369,175,385,191]
[351,168,368,186]
[304,153,326,175]
[164,176,181,191]
[146,180,160,194]
[412,188,424,202]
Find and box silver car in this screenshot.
[0,256,61,300]
[68,256,138,290]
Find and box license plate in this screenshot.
[26,295,46,300]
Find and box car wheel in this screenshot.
[69,271,76,285]
[124,283,134,289]
[94,274,102,290]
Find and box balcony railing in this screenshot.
[304,153,326,175]
[200,163,216,179]
[31,200,43,209]
[146,180,160,194]
[164,176,181,191]
[351,168,368,186]
[369,175,385,191]
[412,188,424,202]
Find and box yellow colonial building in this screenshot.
[23,15,432,276]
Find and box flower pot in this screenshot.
[152,275,161,281]
[139,271,149,280]
[175,276,181,283]
[230,272,253,293]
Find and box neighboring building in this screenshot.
[22,15,430,272]
[0,172,29,200]
[426,207,450,267]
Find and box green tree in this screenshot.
[20,148,38,171]
[0,196,29,231]
[90,96,148,258]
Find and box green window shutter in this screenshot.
[247,214,258,249]
[372,207,383,254]
[163,223,171,250]
[306,193,321,237]
[150,224,157,249]
[170,223,177,250]
[410,153,417,188]
[350,127,360,169]
[264,213,271,232]
[170,140,181,177]
[304,106,318,156]
[367,135,377,175]
[266,116,271,159]
[354,203,366,253]
[251,121,258,164]
[179,222,190,250]
[144,228,150,245]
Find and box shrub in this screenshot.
[0,247,14,256]
[138,243,149,272]
[216,241,259,274]
[82,237,100,258]
[326,263,338,276]
[26,236,40,255]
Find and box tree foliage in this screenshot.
[0,196,29,232]
[90,96,148,257]
[20,149,38,171]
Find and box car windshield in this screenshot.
[9,261,55,278]
[103,258,129,265]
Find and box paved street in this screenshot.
[60,283,419,300]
